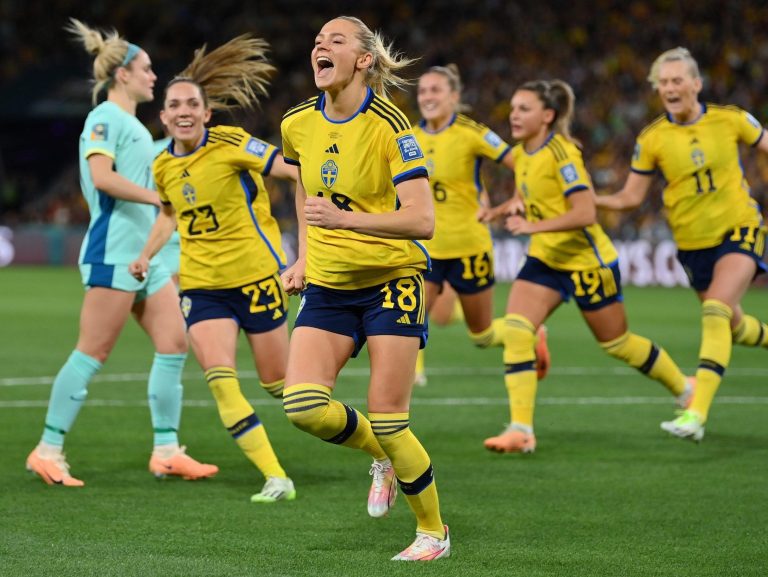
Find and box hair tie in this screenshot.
[121,43,141,67]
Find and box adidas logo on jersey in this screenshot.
[181,169,191,178]
[396,313,411,325]
[325,143,339,154]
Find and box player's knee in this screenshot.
[502,314,536,359]
[282,383,330,433]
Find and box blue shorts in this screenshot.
[295,275,428,357]
[516,256,624,311]
[424,251,495,294]
[179,273,288,334]
[80,261,171,302]
[677,225,767,291]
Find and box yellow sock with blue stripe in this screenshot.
[205,367,285,479]
[283,384,386,459]
[732,314,768,348]
[369,412,444,540]
[469,317,506,348]
[260,378,285,399]
[690,300,733,422]
[599,332,686,396]
[503,314,538,429]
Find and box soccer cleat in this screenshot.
[250,476,296,503]
[675,376,697,409]
[484,425,536,454]
[413,372,428,387]
[148,446,219,480]
[368,458,397,517]
[392,524,451,561]
[535,325,551,380]
[661,410,705,442]
[26,445,84,487]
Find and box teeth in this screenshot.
[317,56,332,63]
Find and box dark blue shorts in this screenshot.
[424,251,495,294]
[179,273,288,334]
[677,225,767,291]
[516,256,624,311]
[294,275,428,357]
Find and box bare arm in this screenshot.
[594,171,654,211]
[755,131,768,155]
[88,154,160,206]
[506,188,596,235]
[303,176,434,240]
[128,204,177,280]
[266,153,298,182]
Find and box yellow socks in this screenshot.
[469,317,506,348]
[732,314,768,348]
[369,412,444,539]
[599,332,687,396]
[690,300,733,422]
[204,367,285,479]
[503,314,538,429]
[283,383,386,459]
[260,378,285,399]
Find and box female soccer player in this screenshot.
[596,48,768,442]
[26,19,217,487]
[485,79,693,454]
[129,36,297,503]
[412,64,550,387]
[280,16,449,561]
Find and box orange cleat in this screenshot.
[149,446,218,480]
[483,427,536,454]
[535,325,551,380]
[26,445,84,487]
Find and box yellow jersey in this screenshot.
[632,103,764,250]
[512,133,618,271]
[281,88,430,290]
[413,113,510,259]
[154,126,286,290]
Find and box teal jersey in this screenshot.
[78,101,156,267]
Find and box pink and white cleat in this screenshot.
[368,458,397,517]
[392,525,451,561]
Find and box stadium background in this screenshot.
[0,0,766,285]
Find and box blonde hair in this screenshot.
[519,79,578,143]
[65,18,139,105]
[336,15,416,98]
[167,34,275,112]
[423,63,470,112]
[647,47,700,89]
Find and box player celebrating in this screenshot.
[280,16,449,561]
[129,36,297,502]
[412,64,550,387]
[26,19,217,486]
[485,79,693,454]
[596,47,768,442]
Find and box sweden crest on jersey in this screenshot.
[182,183,197,205]
[321,159,338,188]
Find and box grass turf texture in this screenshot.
[1,266,767,577]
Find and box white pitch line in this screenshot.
[2,365,768,387]
[2,396,768,409]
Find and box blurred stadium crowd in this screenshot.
[1,0,767,243]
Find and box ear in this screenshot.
[204,108,213,123]
[543,108,556,125]
[159,108,169,129]
[356,51,373,73]
[693,76,703,94]
[114,65,130,85]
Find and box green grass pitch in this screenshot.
[1,266,767,577]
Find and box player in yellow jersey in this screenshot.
[596,48,768,442]
[412,64,550,387]
[484,79,693,454]
[280,16,449,561]
[129,36,298,502]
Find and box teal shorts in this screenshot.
[80,261,172,302]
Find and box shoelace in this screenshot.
[369,461,390,488]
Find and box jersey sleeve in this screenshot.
[386,129,429,186]
[232,129,279,176]
[475,125,511,162]
[82,108,123,160]
[630,131,657,174]
[153,157,170,205]
[556,147,591,196]
[735,108,765,147]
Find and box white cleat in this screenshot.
[392,525,451,561]
[661,410,705,442]
[368,458,397,517]
[250,476,296,503]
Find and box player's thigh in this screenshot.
[428,283,457,326]
[505,280,562,328]
[187,318,240,370]
[704,252,759,309]
[367,334,420,413]
[76,287,136,361]
[285,326,354,389]
[457,286,494,333]
[581,301,629,342]
[133,281,187,354]
[246,323,289,384]
[423,279,443,315]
